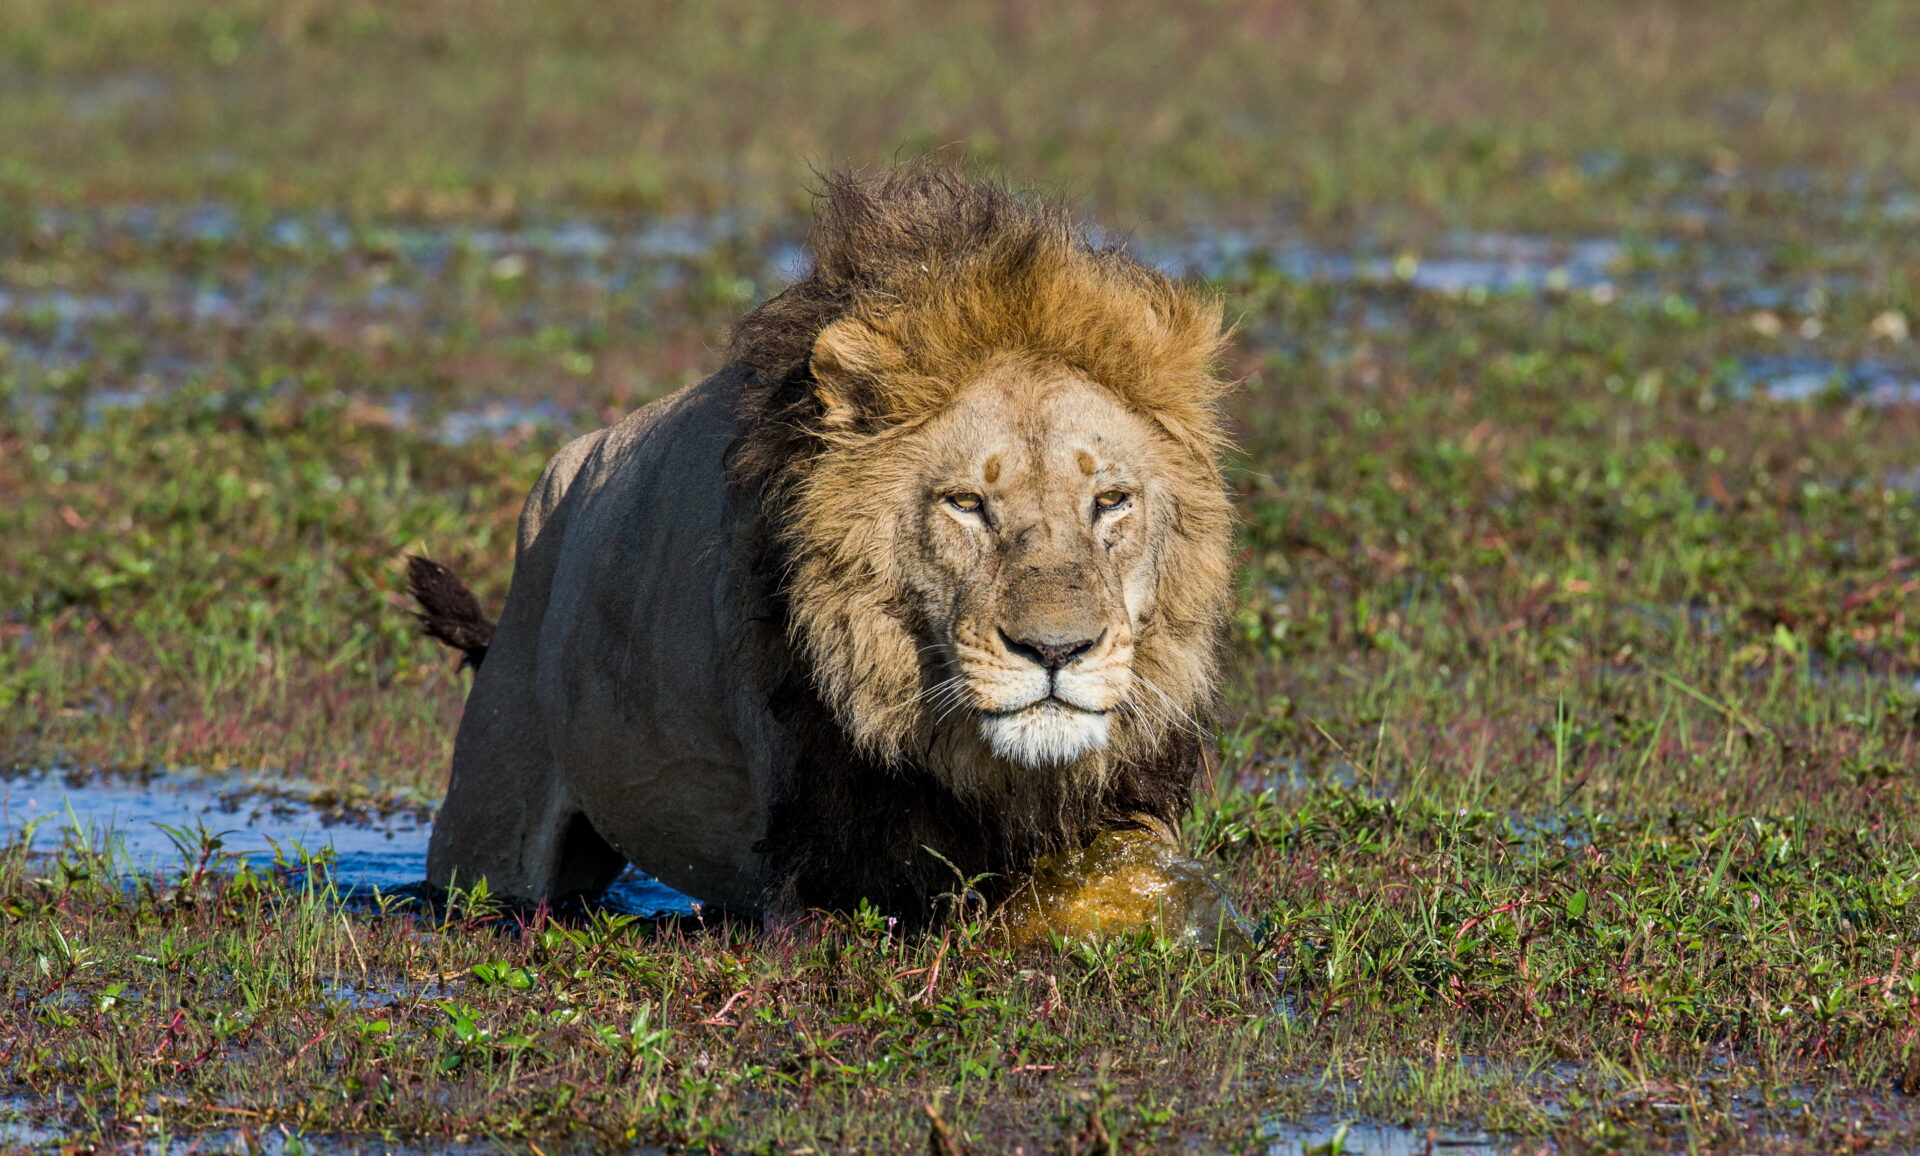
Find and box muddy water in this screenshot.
[0,769,696,917]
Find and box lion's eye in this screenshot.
[1094,490,1131,512]
[946,492,985,514]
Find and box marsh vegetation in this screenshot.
[5,3,1920,1151]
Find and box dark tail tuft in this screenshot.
[406,555,495,669]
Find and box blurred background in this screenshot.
[3,1,1918,225]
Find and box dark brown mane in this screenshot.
[757,709,1204,921]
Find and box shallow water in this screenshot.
[0,768,696,917]
[1262,1117,1511,1155]
[0,1093,534,1156]
[0,213,1809,318]
[1730,354,1920,406]
[1137,227,1651,297]
[6,204,1914,445]
[0,769,697,1155]
[0,1099,60,1155]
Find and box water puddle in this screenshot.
[1,202,1902,438]
[1141,228,1649,298]
[0,1095,528,1156]
[10,383,577,448]
[0,769,695,917]
[1729,354,1920,407]
[1263,1117,1511,1155]
[410,397,571,446]
[0,1098,62,1154]
[0,207,1869,332]
[13,203,777,264]
[326,393,574,446]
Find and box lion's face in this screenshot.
[778,243,1234,796]
[904,364,1166,766]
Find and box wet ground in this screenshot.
[8,3,1920,1146]
[0,1096,544,1156]
[0,771,1531,1153]
[0,768,1540,1154]
[4,205,1915,441]
[6,190,1920,1151]
[0,770,694,1153]
[1262,1118,1508,1156]
[0,768,696,917]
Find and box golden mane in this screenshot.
[725,166,1235,843]
[728,166,1231,476]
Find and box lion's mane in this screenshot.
[725,167,1236,914]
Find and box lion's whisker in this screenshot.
[1128,673,1212,745]
[915,674,967,705]
[1140,685,1205,741]
[929,691,967,722]
[932,701,968,728]
[915,672,982,730]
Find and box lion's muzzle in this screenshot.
[963,576,1135,766]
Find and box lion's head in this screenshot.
[730,167,1234,811]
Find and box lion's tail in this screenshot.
[406,555,495,670]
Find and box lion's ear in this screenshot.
[809,319,892,429]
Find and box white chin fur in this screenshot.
[979,703,1110,766]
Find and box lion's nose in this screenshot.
[1000,629,1100,671]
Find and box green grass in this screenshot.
[6,1,1920,1151]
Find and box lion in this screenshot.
[412,167,1238,926]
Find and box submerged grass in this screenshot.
[5,1,1920,1151]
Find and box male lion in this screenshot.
[413,168,1237,925]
